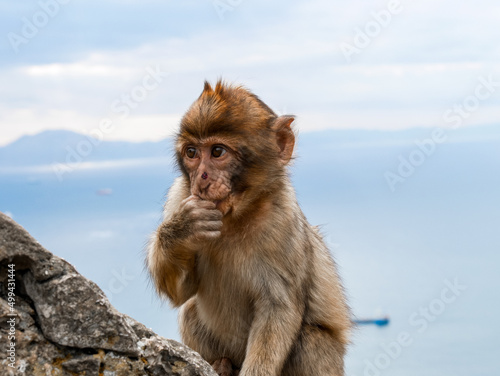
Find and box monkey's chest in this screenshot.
[195,255,254,341]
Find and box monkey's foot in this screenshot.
[211,357,239,376]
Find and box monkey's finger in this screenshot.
[211,359,221,368]
[196,220,223,232]
[182,195,201,205]
[194,200,218,210]
[192,208,223,220]
[184,198,217,210]
[197,230,221,239]
[181,197,199,213]
[182,200,217,215]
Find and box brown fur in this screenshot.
[147,81,351,376]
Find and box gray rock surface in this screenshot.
[0,212,217,376]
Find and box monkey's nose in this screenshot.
[196,172,210,195]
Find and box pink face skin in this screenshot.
[182,141,234,215]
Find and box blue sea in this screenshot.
[1,127,499,375]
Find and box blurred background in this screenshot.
[1,1,499,375]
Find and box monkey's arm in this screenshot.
[147,217,199,306]
[147,178,222,306]
[240,268,304,376]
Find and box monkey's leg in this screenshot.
[180,297,238,373]
[281,325,346,376]
[179,298,218,360]
[212,357,240,376]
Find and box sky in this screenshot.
[0,0,499,146]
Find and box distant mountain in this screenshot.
[0,125,499,167]
[0,130,172,167]
[297,123,500,147]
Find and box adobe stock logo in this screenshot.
[340,0,403,63]
[384,74,500,192]
[212,0,244,21]
[101,268,135,303]
[51,65,168,181]
[7,0,72,54]
[354,278,466,376]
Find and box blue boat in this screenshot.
[353,316,390,326]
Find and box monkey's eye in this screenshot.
[186,147,197,159]
[211,146,227,158]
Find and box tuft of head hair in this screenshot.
[179,79,277,140]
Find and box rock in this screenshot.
[0,212,217,376]
[62,357,101,375]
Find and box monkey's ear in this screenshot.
[203,81,214,94]
[273,116,295,164]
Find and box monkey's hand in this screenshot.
[149,195,222,305]
[164,195,223,246]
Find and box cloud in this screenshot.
[3,211,14,219]
[23,62,134,77]
[0,107,181,146]
[0,0,499,146]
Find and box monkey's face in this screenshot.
[180,139,239,215]
[175,81,295,218]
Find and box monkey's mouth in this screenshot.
[213,196,232,213]
[213,199,226,209]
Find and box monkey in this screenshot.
[147,80,351,376]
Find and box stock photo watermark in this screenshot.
[340,0,403,63]
[101,267,135,303]
[51,64,168,181]
[355,278,466,376]
[7,0,72,54]
[5,264,17,370]
[384,74,500,192]
[212,0,244,21]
